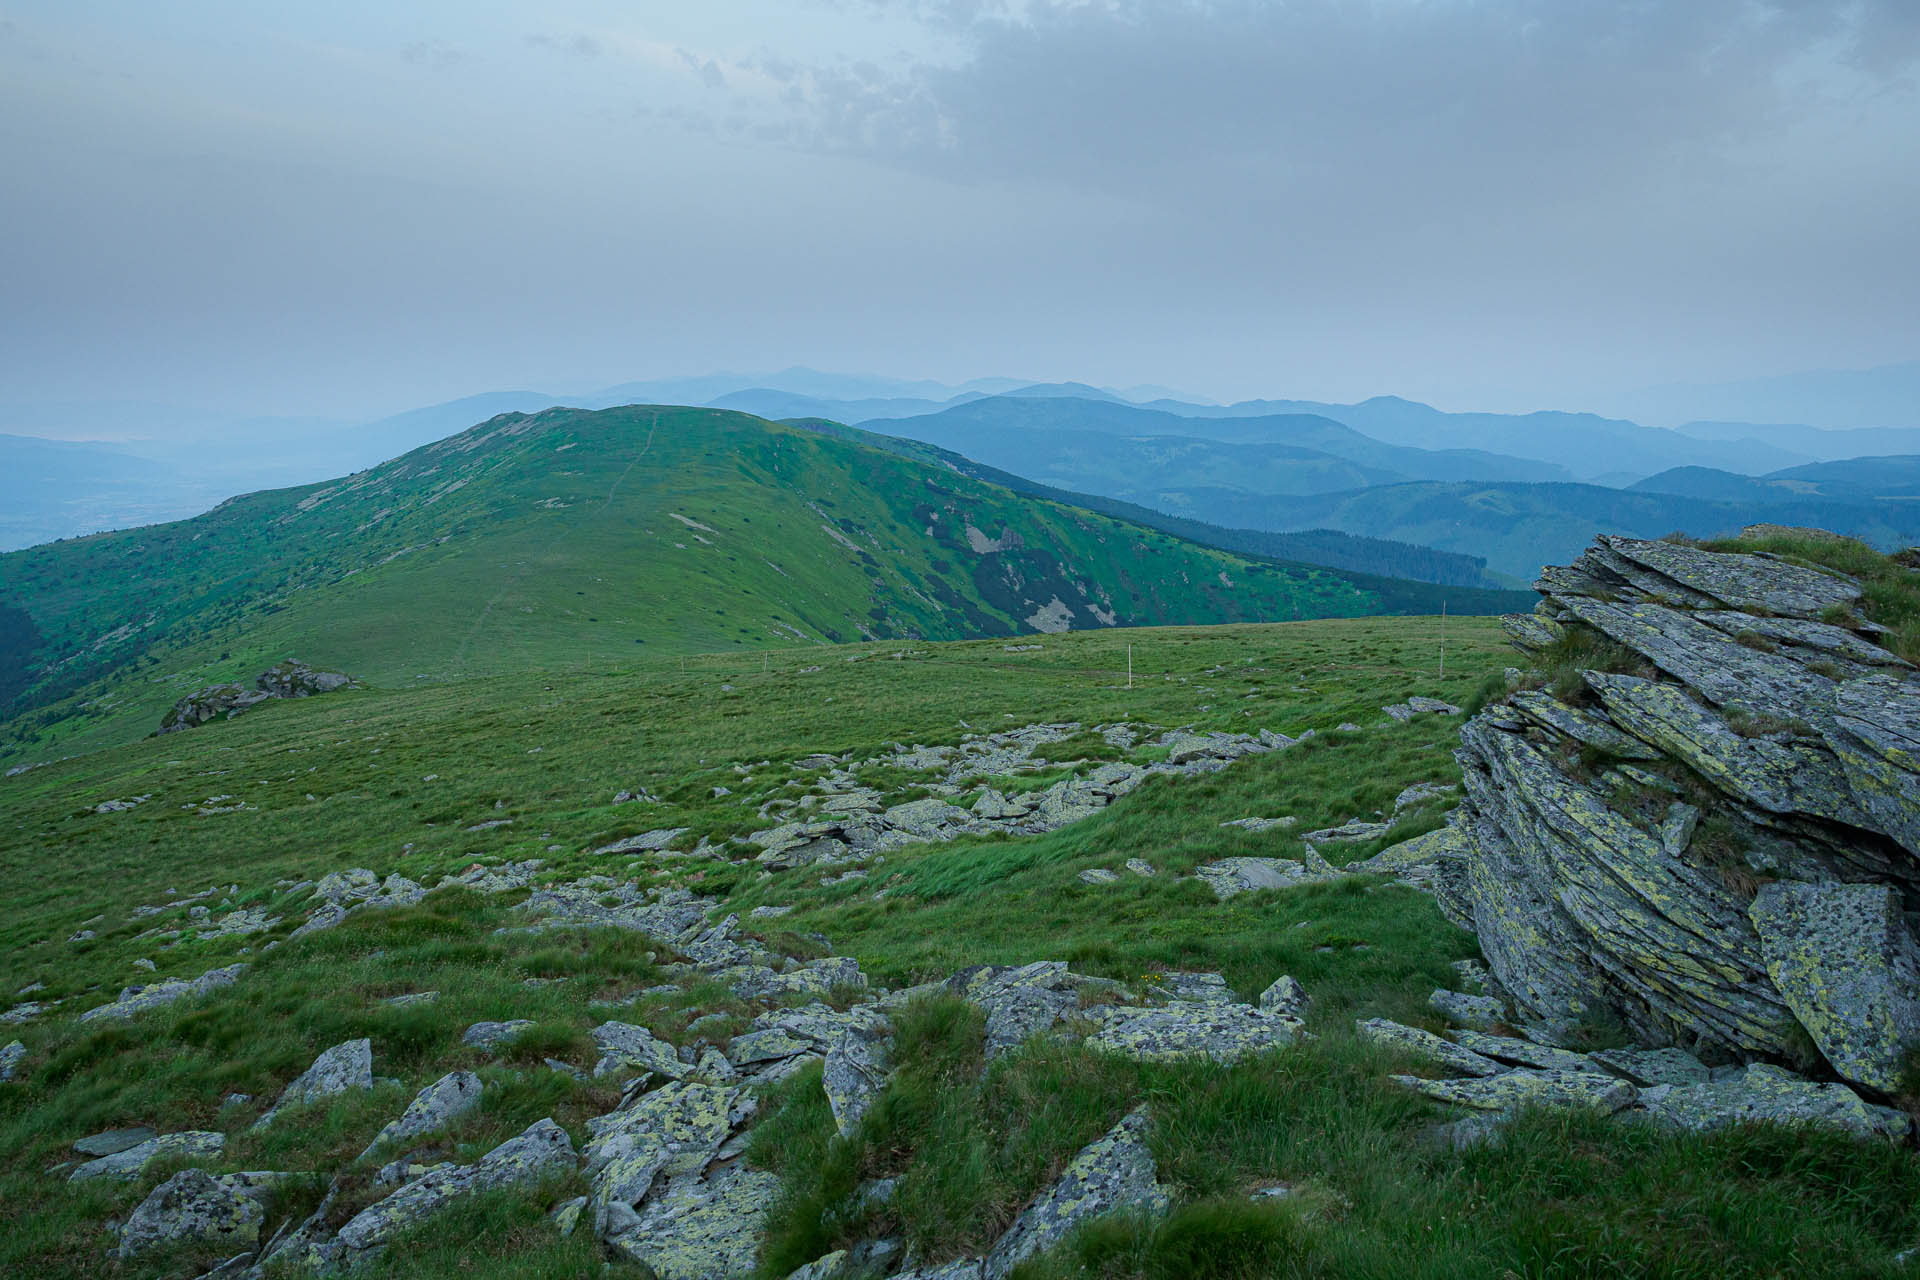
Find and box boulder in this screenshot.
[254,1038,372,1129]
[0,1039,22,1082]
[1747,881,1920,1093]
[79,963,246,1022]
[359,1070,483,1160]
[1190,857,1331,899]
[69,1130,225,1182]
[606,1163,782,1279]
[823,1015,893,1136]
[159,661,352,733]
[74,1126,156,1156]
[1428,988,1506,1031]
[981,1107,1171,1279]
[946,962,1088,1059]
[1636,1064,1911,1141]
[338,1118,577,1253]
[1409,532,1920,1096]
[1087,1002,1304,1064]
[118,1169,271,1258]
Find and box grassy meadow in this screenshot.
[0,617,1915,1277]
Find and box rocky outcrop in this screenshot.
[254,1039,373,1129]
[118,1169,278,1258]
[1392,532,1920,1108]
[158,661,354,734]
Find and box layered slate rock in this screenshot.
[1387,531,1920,1105]
[69,1130,225,1182]
[605,1163,782,1279]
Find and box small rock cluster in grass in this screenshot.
[52,895,1306,1276]
[1364,979,1911,1147]
[158,661,355,735]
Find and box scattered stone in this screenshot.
[606,1163,782,1279]
[70,1130,225,1182]
[1392,1069,1637,1114]
[1087,1002,1304,1064]
[1428,988,1506,1032]
[1636,1064,1910,1141]
[1257,975,1309,1016]
[73,1126,156,1157]
[160,661,353,734]
[1124,858,1156,876]
[1356,1019,1504,1077]
[1077,868,1120,885]
[981,1107,1171,1279]
[1190,856,1336,899]
[1220,816,1297,832]
[592,828,689,855]
[592,1021,693,1080]
[461,1020,535,1053]
[118,1169,272,1258]
[360,1070,483,1160]
[584,1080,745,1233]
[79,962,246,1022]
[0,1039,23,1082]
[824,1014,893,1137]
[339,1118,577,1253]
[1445,1029,1600,1073]
[253,1038,373,1130]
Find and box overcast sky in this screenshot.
[2,1,1916,420]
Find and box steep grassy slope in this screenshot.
[2,620,1913,1279]
[0,406,1518,762]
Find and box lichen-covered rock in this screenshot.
[592,1021,693,1080]
[1588,1046,1710,1086]
[1392,1068,1637,1114]
[981,1107,1171,1280]
[1636,1064,1911,1141]
[339,1118,576,1252]
[79,963,246,1022]
[118,1169,271,1258]
[1444,1029,1602,1073]
[0,1039,22,1082]
[69,1130,225,1182]
[1428,988,1506,1031]
[1258,975,1309,1016]
[606,1163,781,1279]
[1747,881,1920,1093]
[254,1037,372,1129]
[945,962,1088,1058]
[1356,1019,1504,1077]
[1087,1002,1304,1064]
[583,1080,746,1233]
[1189,857,1334,899]
[823,1014,893,1136]
[359,1070,483,1160]
[461,1020,535,1053]
[1420,533,1920,1099]
[159,662,352,733]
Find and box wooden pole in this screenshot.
[1439,601,1447,681]
[1128,644,1133,690]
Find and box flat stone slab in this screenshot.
[1392,1068,1637,1114]
[74,1126,157,1157]
[1087,1003,1304,1064]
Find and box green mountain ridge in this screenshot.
[0,405,1522,762]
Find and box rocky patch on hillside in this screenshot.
[1373,532,1920,1128]
[159,661,355,735]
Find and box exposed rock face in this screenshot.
[79,962,246,1022]
[1401,532,1920,1101]
[359,1070,482,1160]
[69,1130,225,1182]
[158,661,354,734]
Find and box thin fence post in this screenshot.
[1128,644,1133,690]
[1439,601,1446,682]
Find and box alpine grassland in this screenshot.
[3,613,1918,1278]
